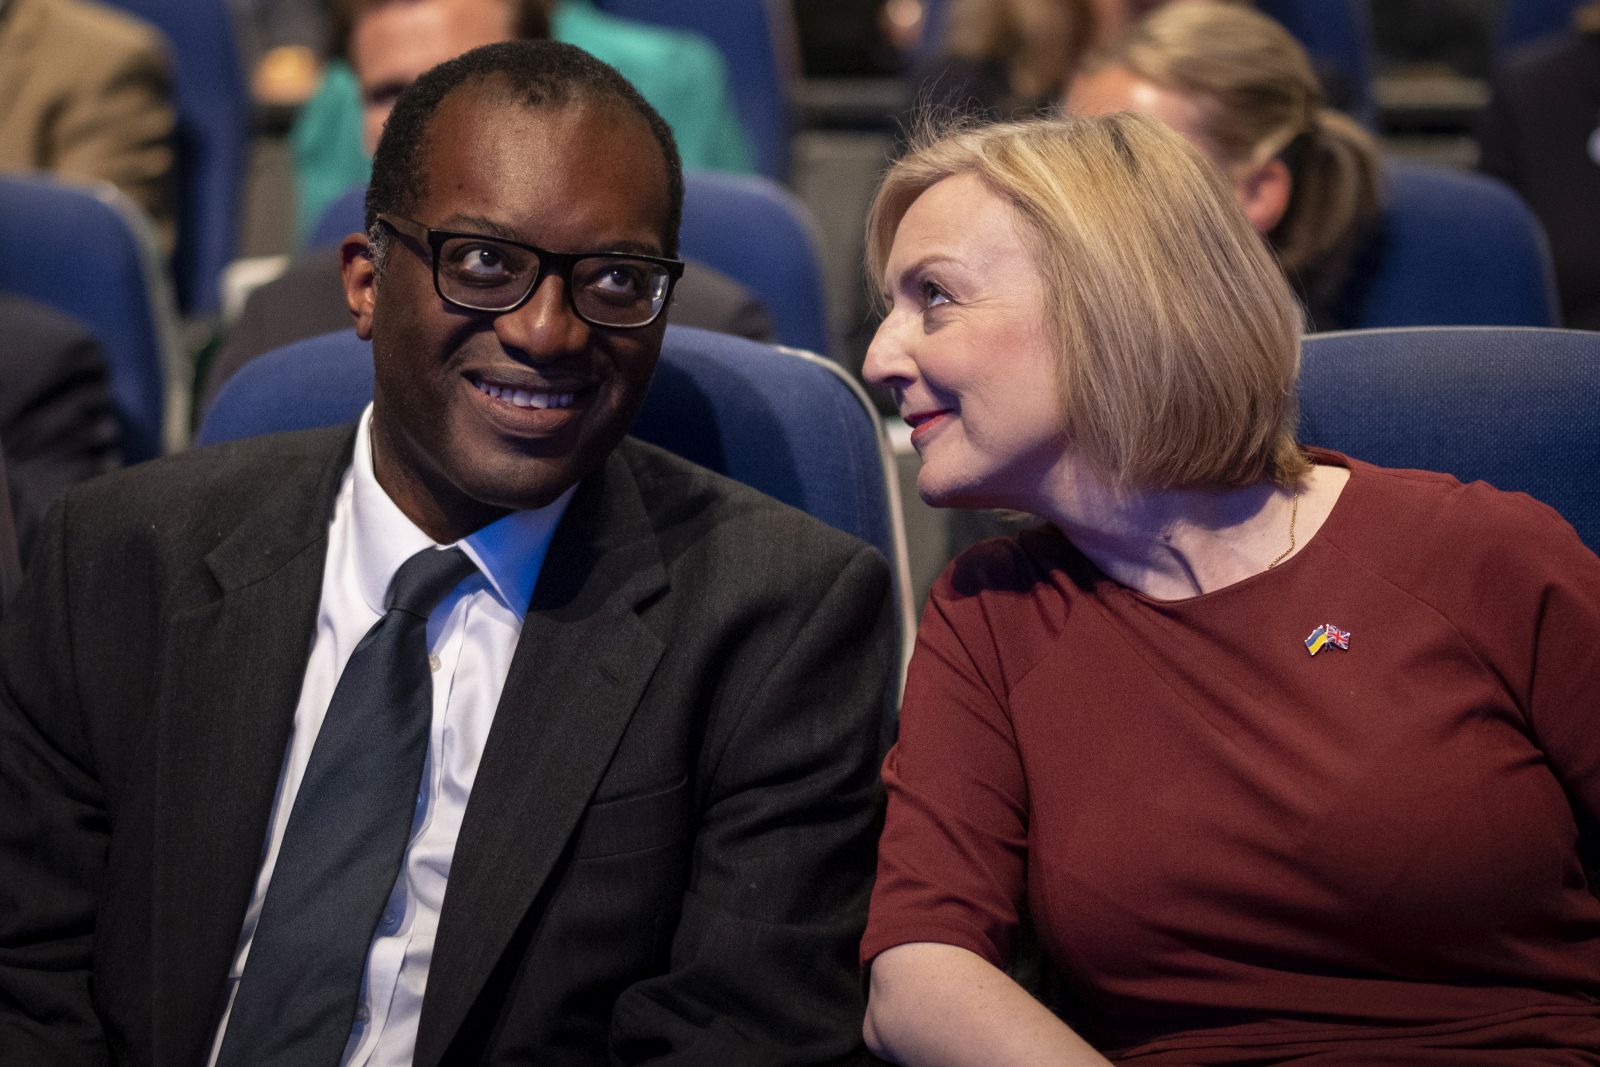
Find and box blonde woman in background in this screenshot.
[1065,1,1383,328]
[860,113,1600,1064]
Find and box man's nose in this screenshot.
[493,273,590,361]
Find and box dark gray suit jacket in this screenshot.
[0,426,891,1066]
[0,445,18,614]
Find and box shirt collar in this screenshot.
[349,405,574,619]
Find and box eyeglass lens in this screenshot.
[436,235,671,326]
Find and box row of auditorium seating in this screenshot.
[193,323,1600,730]
[0,143,1559,467]
[59,0,1590,327]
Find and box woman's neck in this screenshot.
[1032,463,1349,601]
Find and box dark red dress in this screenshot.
[864,452,1600,1063]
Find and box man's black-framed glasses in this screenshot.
[376,213,684,329]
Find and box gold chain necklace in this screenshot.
[1266,485,1301,569]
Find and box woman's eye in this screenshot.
[920,280,951,308]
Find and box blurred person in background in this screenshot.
[1478,1,1600,330]
[0,293,121,560]
[0,0,176,252]
[291,0,753,238]
[1064,0,1382,329]
[904,0,1099,125]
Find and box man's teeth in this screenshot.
[474,380,575,409]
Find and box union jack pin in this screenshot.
[1305,623,1351,656]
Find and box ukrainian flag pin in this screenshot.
[1305,623,1351,656]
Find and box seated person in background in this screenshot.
[0,292,121,560]
[1478,2,1600,330]
[292,0,754,238]
[0,40,890,1064]
[0,0,176,253]
[860,112,1600,1065]
[1064,0,1382,330]
[204,0,774,411]
[901,0,1253,131]
[905,0,1098,125]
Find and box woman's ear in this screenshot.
[1234,157,1292,235]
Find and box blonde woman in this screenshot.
[1065,1,1382,329]
[861,113,1600,1064]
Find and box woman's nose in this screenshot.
[863,309,915,389]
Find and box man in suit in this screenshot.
[0,0,177,252]
[0,40,891,1066]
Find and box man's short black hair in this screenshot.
[365,39,684,258]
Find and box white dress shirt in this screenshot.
[208,405,573,1066]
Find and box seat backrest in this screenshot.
[0,174,181,461]
[592,0,798,180]
[197,325,916,708]
[100,0,250,315]
[1339,161,1560,330]
[308,183,370,250]
[1255,0,1377,124]
[312,173,834,357]
[1298,326,1600,552]
[680,170,831,356]
[1497,0,1583,53]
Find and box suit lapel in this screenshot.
[416,449,668,1066]
[149,431,353,1066]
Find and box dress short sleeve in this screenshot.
[861,541,1037,970]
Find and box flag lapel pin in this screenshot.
[1305,623,1351,656]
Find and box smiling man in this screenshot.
[0,41,891,1066]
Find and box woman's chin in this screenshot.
[917,471,1007,512]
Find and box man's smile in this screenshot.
[469,373,577,409]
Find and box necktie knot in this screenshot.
[386,546,476,619]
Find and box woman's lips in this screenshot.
[905,409,953,446]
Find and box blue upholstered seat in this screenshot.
[101,0,249,315]
[1299,326,1600,552]
[1340,162,1560,330]
[0,173,181,461]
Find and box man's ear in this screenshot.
[1234,157,1292,235]
[340,233,378,339]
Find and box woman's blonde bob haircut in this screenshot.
[867,113,1310,490]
